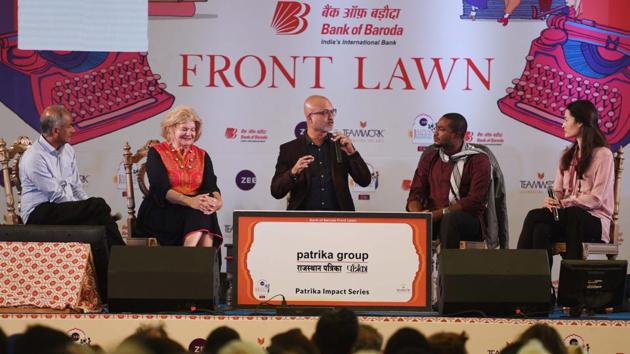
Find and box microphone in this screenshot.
[547,186,559,221]
[330,133,342,163]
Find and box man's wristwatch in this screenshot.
[442,207,449,215]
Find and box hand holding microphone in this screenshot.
[546,186,560,221]
[330,131,356,156]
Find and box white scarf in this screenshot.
[439,142,485,203]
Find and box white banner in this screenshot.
[235,212,430,309]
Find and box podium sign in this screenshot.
[233,211,431,311]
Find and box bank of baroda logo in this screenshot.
[271,1,310,35]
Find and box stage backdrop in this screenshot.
[1,0,628,274]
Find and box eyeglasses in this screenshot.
[308,108,337,117]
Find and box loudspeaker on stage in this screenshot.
[438,249,551,316]
[108,246,219,313]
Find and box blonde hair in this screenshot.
[160,105,203,142]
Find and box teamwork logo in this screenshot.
[519,171,554,193]
[497,6,629,150]
[342,121,385,143]
[271,1,311,35]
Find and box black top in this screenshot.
[135,147,223,246]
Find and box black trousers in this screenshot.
[433,210,482,249]
[517,206,602,268]
[27,197,125,249]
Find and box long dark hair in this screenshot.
[560,100,609,178]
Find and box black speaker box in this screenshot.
[438,249,551,316]
[108,246,219,312]
[0,224,109,300]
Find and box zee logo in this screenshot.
[236,170,257,191]
[271,1,310,35]
[294,121,307,137]
[188,338,206,353]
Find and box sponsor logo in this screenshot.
[342,121,385,143]
[564,334,590,353]
[67,328,91,345]
[411,113,435,147]
[396,283,411,293]
[294,121,307,138]
[472,131,504,145]
[225,127,268,143]
[520,172,554,194]
[319,4,404,46]
[79,174,89,184]
[236,170,257,191]
[225,128,238,139]
[189,338,207,353]
[350,163,379,200]
[271,1,311,35]
[254,279,271,299]
[115,162,142,192]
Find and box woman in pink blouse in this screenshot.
[518,100,614,267]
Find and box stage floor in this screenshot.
[1,309,628,353]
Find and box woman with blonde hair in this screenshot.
[136,105,223,247]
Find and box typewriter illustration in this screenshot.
[0,33,174,143]
[0,0,176,144]
[498,13,629,149]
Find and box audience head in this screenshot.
[353,324,383,352]
[396,348,434,354]
[115,335,186,354]
[514,339,551,354]
[517,324,567,354]
[383,327,430,354]
[13,325,73,354]
[204,326,241,354]
[428,331,469,354]
[304,95,335,135]
[161,105,203,147]
[312,308,359,354]
[561,99,610,178]
[217,340,266,354]
[40,105,75,147]
[499,341,525,354]
[133,324,169,339]
[267,328,318,354]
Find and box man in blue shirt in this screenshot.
[19,105,125,248]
